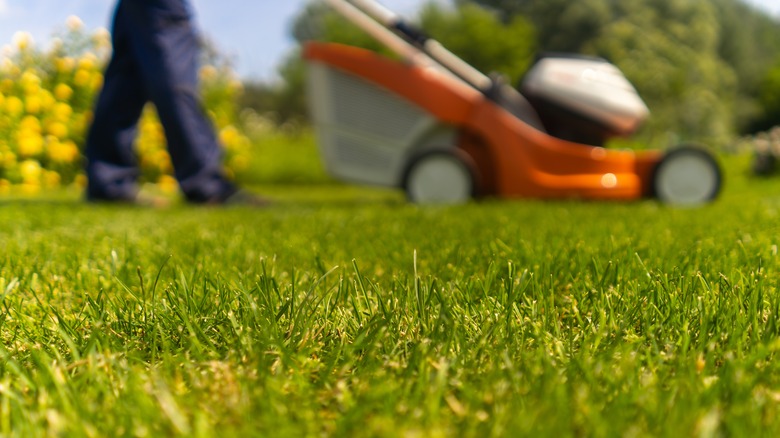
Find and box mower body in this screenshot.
[304,42,717,203]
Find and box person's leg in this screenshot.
[85,2,149,201]
[120,0,237,203]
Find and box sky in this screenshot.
[0,0,779,82]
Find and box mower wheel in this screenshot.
[652,146,721,205]
[403,149,477,204]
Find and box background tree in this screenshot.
[461,0,611,53]
[587,0,737,147]
[755,62,780,132]
[240,53,310,127]
[710,0,780,132]
[417,2,536,83]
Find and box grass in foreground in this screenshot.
[2,152,780,436]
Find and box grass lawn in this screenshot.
[2,135,780,436]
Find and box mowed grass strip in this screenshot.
[1,153,780,436]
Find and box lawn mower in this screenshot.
[304,0,723,205]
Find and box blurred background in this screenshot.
[2,0,780,193]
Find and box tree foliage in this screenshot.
[418,2,535,83]
[756,62,780,132]
[586,0,737,146]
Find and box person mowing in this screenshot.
[85,0,266,205]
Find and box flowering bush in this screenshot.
[0,16,251,195]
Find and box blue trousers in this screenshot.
[85,0,236,202]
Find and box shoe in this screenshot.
[203,189,272,207]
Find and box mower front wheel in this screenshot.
[403,149,477,204]
[652,146,722,205]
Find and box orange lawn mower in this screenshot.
[304,0,723,205]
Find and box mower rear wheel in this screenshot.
[403,150,476,204]
[652,146,721,205]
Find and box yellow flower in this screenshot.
[0,78,13,94]
[91,74,104,92]
[75,111,93,131]
[74,174,87,189]
[219,125,240,148]
[0,58,14,76]
[19,115,41,133]
[199,65,218,82]
[53,102,73,121]
[46,138,79,163]
[5,96,23,116]
[25,95,41,114]
[73,69,91,87]
[20,183,41,195]
[16,131,44,157]
[54,83,73,102]
[229,154,249,172]
[92,28,111,51]
[46,122,68,140]
[78,53,97,71]
[140,116,162,138]
[157,174,178,194]
[20,70,41,95]
[2,151,16,167]
[12,32,33,51]
[55,57,75,74]
[66,15,84,32]
[19,159,42,184]
[43,170,61,188]
[154,150,173,173]
[39,90,55,112]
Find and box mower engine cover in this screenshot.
[521,55,649,145]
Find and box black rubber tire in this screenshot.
[402,149,478,204]
[652,146,722,205]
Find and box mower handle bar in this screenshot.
[326,0,493,91]
[323,0,438,68]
